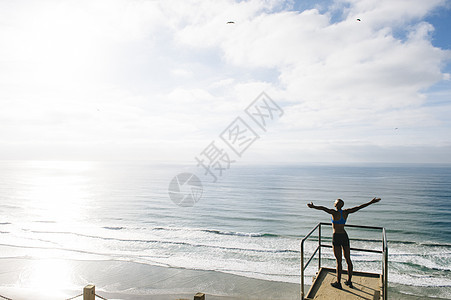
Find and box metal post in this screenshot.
[300,240,304,300]
[384,250,388,300]
[384,229,388,300]
[318,224,321,271]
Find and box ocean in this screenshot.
[0,161,450,299]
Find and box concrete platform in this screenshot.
[306,267,382,300]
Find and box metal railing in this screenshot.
[300,222,388,300]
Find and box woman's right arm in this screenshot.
[307,202,334,214]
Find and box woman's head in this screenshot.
[334,199,344,209]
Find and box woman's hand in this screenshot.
[371,197,381,204]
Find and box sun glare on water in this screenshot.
[20,161,94,224]
[13,161,97,298]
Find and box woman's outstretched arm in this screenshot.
[307,202,334,214]
[346,197,381,214]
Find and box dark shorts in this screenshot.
[332,232,350,247]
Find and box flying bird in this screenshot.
[226,21,235,24]
[356,18,361,21]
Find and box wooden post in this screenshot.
[83,284,95,300]
[194,292,205,300]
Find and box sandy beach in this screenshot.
[0,258,300,300]
[1,257,449,300]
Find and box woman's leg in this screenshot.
[343,245,353,282]
[333,244,342,283]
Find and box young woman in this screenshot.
[307,197,381,289]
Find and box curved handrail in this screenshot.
[300,223,387,299]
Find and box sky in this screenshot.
[0,0,451,164]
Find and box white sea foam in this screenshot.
[2,223,450,288]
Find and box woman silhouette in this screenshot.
[307,197,381,289]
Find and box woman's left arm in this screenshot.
[346,197,381,214]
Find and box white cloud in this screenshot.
[0,0,450,163]
[341,0,446,27]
